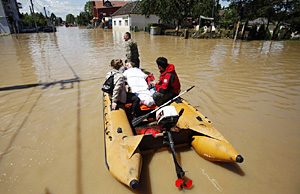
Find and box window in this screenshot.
[125,20,128,26]
[119,20,122,26]
[114,21,116,26]
[104,2,112,7]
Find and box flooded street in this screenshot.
[1,27,300,194]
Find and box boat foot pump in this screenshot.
[156,106,192,189]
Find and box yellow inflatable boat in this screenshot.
[103,89,243,189]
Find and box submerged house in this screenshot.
[111,1,159,31]
[247,17,276,32]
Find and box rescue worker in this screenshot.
[151,57,181,106]
[124,32,140,68]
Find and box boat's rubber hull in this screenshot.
[102,92,243,189]
[191,136,242,162]
[171,99,243,163]
[103,93,142,189]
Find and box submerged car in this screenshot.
[44,26,56,32]
[20,27,36,33]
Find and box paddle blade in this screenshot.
[175,179,184,187]
[175,179,192,188]
[183,180,192,188]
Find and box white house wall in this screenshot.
[112,15,130,31]
[112,14,159,31]
[130,14,160,31]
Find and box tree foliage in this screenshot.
[76,11,91,26]
[192,0,221,20]
[84,1,93,17]
[75,1,93,26]
[221,0,300,39]
[66,14,75,24]
[20,12,61,27]
[141,0,199,25]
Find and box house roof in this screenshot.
[93,1,129,9]
[219,10,225,16]
[112,1,141,16]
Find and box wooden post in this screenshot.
[30,0,38,32]
[234,19,240,42]
[184,29,188,39]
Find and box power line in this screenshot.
[0,77,104,92]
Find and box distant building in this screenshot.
[92,0,129,27]
[0,0,21,34]
[112,1,159,31]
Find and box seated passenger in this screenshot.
[123,62,155,107]
[105,59,142,116]
[151,57,181,106]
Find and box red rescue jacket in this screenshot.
[155,64,181,94]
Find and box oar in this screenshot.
[166,129,192,189]
[131,85,195,127]
[163,109,192,189]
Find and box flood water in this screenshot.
[0,27,300,194]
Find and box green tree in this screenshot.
[66,14,75,24]
[56,17,63,25]
[84,1,93,17]
[23,13,34,27]
[76,11,90,26]
[225,0,300,40]
[35,12,46,26]
[22,12,46,27]
[76,1,93,26]
[284,0,300,38]
[192,0,221,23]
[140,0,198,26]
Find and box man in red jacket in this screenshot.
[151,57,181,106]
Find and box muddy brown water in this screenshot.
[0,27,300,194]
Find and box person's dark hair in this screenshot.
[125,32,131,39]
[111,59,123,70]
[156,57,168,69]
[129,62,136,67]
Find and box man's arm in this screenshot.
[125,41,132,59]
[155,73,175,93]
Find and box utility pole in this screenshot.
[210,0,215,39]
[30,0,38,32]
[44,7,50,26]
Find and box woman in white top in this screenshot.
[123,62,155,107]
[105,59,142,116]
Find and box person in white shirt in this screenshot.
[123,62,155,107]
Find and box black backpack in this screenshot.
[102,73,114,94]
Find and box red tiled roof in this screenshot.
[94,1,129,9]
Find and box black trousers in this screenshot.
[153,92,177,106]
[126,92,142,116]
